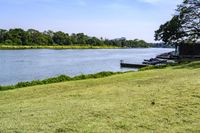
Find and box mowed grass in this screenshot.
[1,62,200,133]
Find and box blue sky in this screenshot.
[0,0,182,42]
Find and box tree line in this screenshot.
[0,28,149,48]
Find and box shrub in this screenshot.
[42,75,71,84]
[0,85,15,91]
[139,65,168,71]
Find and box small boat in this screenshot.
[143,58,167,65]
[156,51,178,59]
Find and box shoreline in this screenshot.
[0,71,130,91]
[0,45,122,50]
[0,61,181,91]
[0,45,173,50]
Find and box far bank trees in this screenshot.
[0,28,149,48]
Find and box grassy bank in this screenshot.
[1,62,200,132]
[0,45,120,49]
[0,71,125,91]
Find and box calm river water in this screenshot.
[0,48,173,85]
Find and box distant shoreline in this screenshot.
[0,45,173,50]
[0,45,121,49]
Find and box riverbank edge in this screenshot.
[0,45,122,49]
[0,71,132,91]
[1,61,189,91]
[0,61,196,93]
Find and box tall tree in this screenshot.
[155,0,200,44]
[177,0,200,42]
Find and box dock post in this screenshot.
[120,60,124,68]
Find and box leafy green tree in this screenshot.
[155,0,200,44]
[27,29,40,45]
[76,33,87,44]
[5,28,27,45]
[155,16,184,44]
[0,29,7,43]
[53,31,71,45]
[86,38,96,45]
[177,0,200,42]
[44,30,54,38]
[70,33,78,44]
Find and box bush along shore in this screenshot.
[139,61,192,71]
[0,71,127,91]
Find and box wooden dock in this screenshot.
[120,63,148,68]
[120,60,149,69]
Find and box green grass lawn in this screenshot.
[1,62,200,133]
